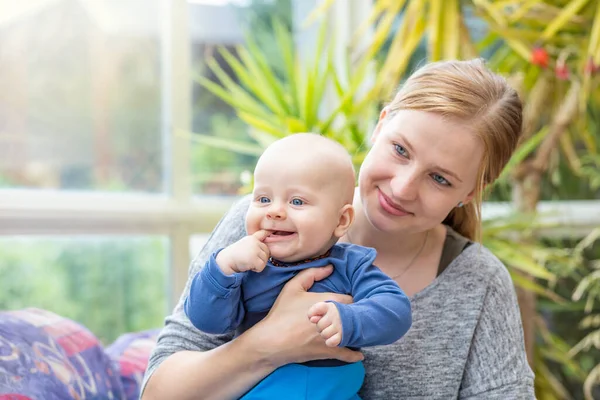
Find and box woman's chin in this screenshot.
[367,206,409,233]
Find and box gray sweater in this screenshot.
[142,196,535,399]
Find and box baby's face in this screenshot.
[246,158,345,263]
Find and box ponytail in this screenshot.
[443,202,481,242]
[443,168,486,242]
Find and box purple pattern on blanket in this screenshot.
[106,330,160,400]
[0,308,124,400]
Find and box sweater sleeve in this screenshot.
[333,249,412,348]
[141,195,251,395]
[184,250,247,334]
[459,263,535,399]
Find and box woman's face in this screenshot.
[358,109,484,234]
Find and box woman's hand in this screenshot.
[243,265,364,369]
[143,266,362,400]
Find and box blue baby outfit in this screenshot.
[185,243,412,399]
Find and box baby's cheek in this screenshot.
[244,209,261,234]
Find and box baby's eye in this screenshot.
[290,198,304,206]
[258,196,270,203]
[432,174,450,186]
[394,144,408,157]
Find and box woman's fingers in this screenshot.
[327,346,363,363]
[284,266,334,294]
[282,266,352,304]
[317,292,353,305]
[252,264,360,367]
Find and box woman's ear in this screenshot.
[462,183,484,206]
[371,107,389,144]
[334,204,355,238]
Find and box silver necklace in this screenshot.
[346,230,430,280]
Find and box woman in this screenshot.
[141,59,535,399]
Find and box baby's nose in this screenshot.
[266,205,286,220]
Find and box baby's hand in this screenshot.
[216,230,270,275]
[307,301,343,347]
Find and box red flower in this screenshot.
[531,47,549,68]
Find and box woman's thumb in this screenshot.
[290,266,334,292]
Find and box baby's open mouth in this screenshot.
[264,230,297,244]
[270,230,294,236]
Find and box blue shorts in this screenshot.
[240,361,365,400]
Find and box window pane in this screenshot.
[0,0,164,192]
[189,0,293,195]
[0,236,168,344]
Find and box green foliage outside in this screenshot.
[188,0,293,195]
[0,237,168,345]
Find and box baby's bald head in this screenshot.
[255,133,356,205]
[248,133,357,258]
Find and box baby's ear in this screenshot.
[334,204,354,238]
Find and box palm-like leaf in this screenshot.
[193,18,377,167]
[535,315,588,399]
[479,1,599,180]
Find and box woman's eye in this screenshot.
[290,198,304,206]
[258,197,270,203]
[432,174,450,186]
[394,144,408,157]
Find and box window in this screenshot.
[0,0,164,193]
[0,0,296,345]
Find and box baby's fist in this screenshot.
[307,301,343,347]
[216,230,270,275]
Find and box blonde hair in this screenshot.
[386,59,523,241]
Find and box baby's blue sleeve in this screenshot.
[184,250,246,334]
[333,249,412,348]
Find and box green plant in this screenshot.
[569,229,600,399]
[0,237,167,344]
[188,18,378,168]
[580,154,600,191]
[190,114,256,195]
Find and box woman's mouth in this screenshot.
[377,189,411,216]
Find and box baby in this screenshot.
[184,133,412,399]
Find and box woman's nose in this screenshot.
[390,169,419,202]
[266,204,286,220]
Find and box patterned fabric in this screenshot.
[0,308,128,399]
[106,330,160,400]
